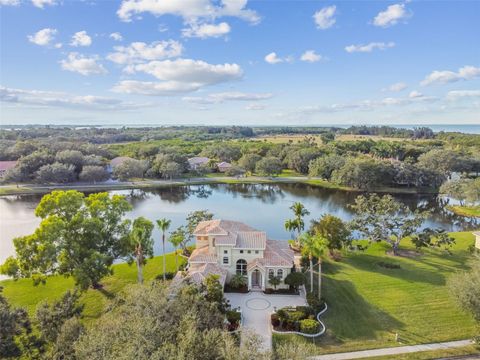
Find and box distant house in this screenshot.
[188,157,210,170]
[217,161,232,172]
[474,231,480,250]
[0,161,17,178]
[108,156,134,173]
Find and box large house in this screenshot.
[0,161,17,178]
[188,157,210,170]
[173,220,294,291]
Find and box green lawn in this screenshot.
[0,252,185,322]
[448,205,480,218]
[274,231,479,355]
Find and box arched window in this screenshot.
[277,269,284,278]
[268,269,275,278]
[236,259,247,276]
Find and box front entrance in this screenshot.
[251,269,262,288]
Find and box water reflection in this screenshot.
[0,183,477,266]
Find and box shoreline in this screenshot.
[0,176,438,197]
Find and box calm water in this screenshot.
[1,183,478,271]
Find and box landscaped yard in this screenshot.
[0,252,184,322]
[273,231,479,355]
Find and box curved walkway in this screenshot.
[309,340,474,360]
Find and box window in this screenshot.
[255,250,259,254]
[247,250,251,254]
[236,259,247,275]
[240,250,244,254]
[268,269,275,278]
[223,257,229,264]
[224,250,228,254]
[277,269,284,278]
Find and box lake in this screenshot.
[1,183,477,271]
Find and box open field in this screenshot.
[254,134,324,144]
[448,205,480,218]
[364,345,479,360]
[273,231,479,355]
[0,252,185,322]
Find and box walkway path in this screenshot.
[225,291,307,351]
[310,340,475,360]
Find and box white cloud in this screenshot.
[27,28,57,46]
[182,22,231,38]
[70,31,92,47]
[421,65,480,86]
[386,82,407,92]
[313,5,336,30]
[113,58,243,95]
[345,42,395,53]
[109,32,123,41]
[373,3,410,27]
[117,0,260,24]
[265,52,285,64]
[31,0,57,8]
[107,40,183,65]
[0,86,144,111]
[60,53,107,76]
[446,90,480,100]
[300,50,321,63]
[409,90,423,98]
[246,103,265,110]
[0,0,20,5]
[183,91,272,104]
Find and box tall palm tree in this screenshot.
[130,217,154,284]
[156,218,171,281]
[300,233,327,299]
[286,202,310,246]
[168,227,185,272]
[284,219,297,239]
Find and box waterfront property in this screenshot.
[173,220,294,291]
[187,156,210,170]
[0,161,17,178]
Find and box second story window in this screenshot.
[224,250,228,254]
[240,250,244,254]
[236,259,247,275]
[223,257,229,264]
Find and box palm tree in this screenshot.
[130,217,154,284]
[168,227,185,272]
[300,233,327,299]
[285,202,310,246]
[284,219,297,239]
[156,218,171,281]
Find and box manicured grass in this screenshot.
[448,205,480,218]
[0,252,185,322]
[273,232,479,355]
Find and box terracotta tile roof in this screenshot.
[246,241,294,269]
[189,247,217,263]
[235,231,267,249]
[194,219,256,237]
[217,161,232,168]
[0,161,17,172]
[170,263,228,290]
[110,156,134,167]
[188,157,210,165]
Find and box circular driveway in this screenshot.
[246,297,271,310]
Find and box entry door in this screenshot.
[252,269,261,287]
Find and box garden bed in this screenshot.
[224,284,249,293]
[264,288,298,295]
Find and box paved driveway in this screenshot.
[225,291,307,350]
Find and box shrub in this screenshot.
[306,292,324,313]
[284,272,306,291]
[226,310,241,325]
[300,319,320,334]
[229,274,247,289]
[156,272,175,281]
[288,311,306,322]
[295,306,314,317]
[377,261,401,269]
[271,313,280,327]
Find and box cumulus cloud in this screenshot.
[0,86,144,111]
[313,5,336,29]
[446,90,480,100]
[60,53,107,76]
[70,31,92,47]
[0,0,20,5]
[183,91,272,104]
[109,32,123,41]
[373,3,410,27]
[182,22,231,38]
[117,0,260,24]
[27,28,57,46]
[345,42,395,53]
[107,40,183,65]
[386,82,407,92]
[113,58,243,95]
[300,50,322,63]
[420,65,480,86]
[31,0,57,8]
[245,103,265,110]
[264,52,290,64]
[408,90,423,98]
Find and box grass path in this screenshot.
[274,232,479,355]
[0,252,185,322]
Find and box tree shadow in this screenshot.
[318,277,405,345]
[97,287,115,299]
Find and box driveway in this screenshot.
[225,291,307,350]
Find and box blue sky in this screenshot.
[1,0,479,126]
